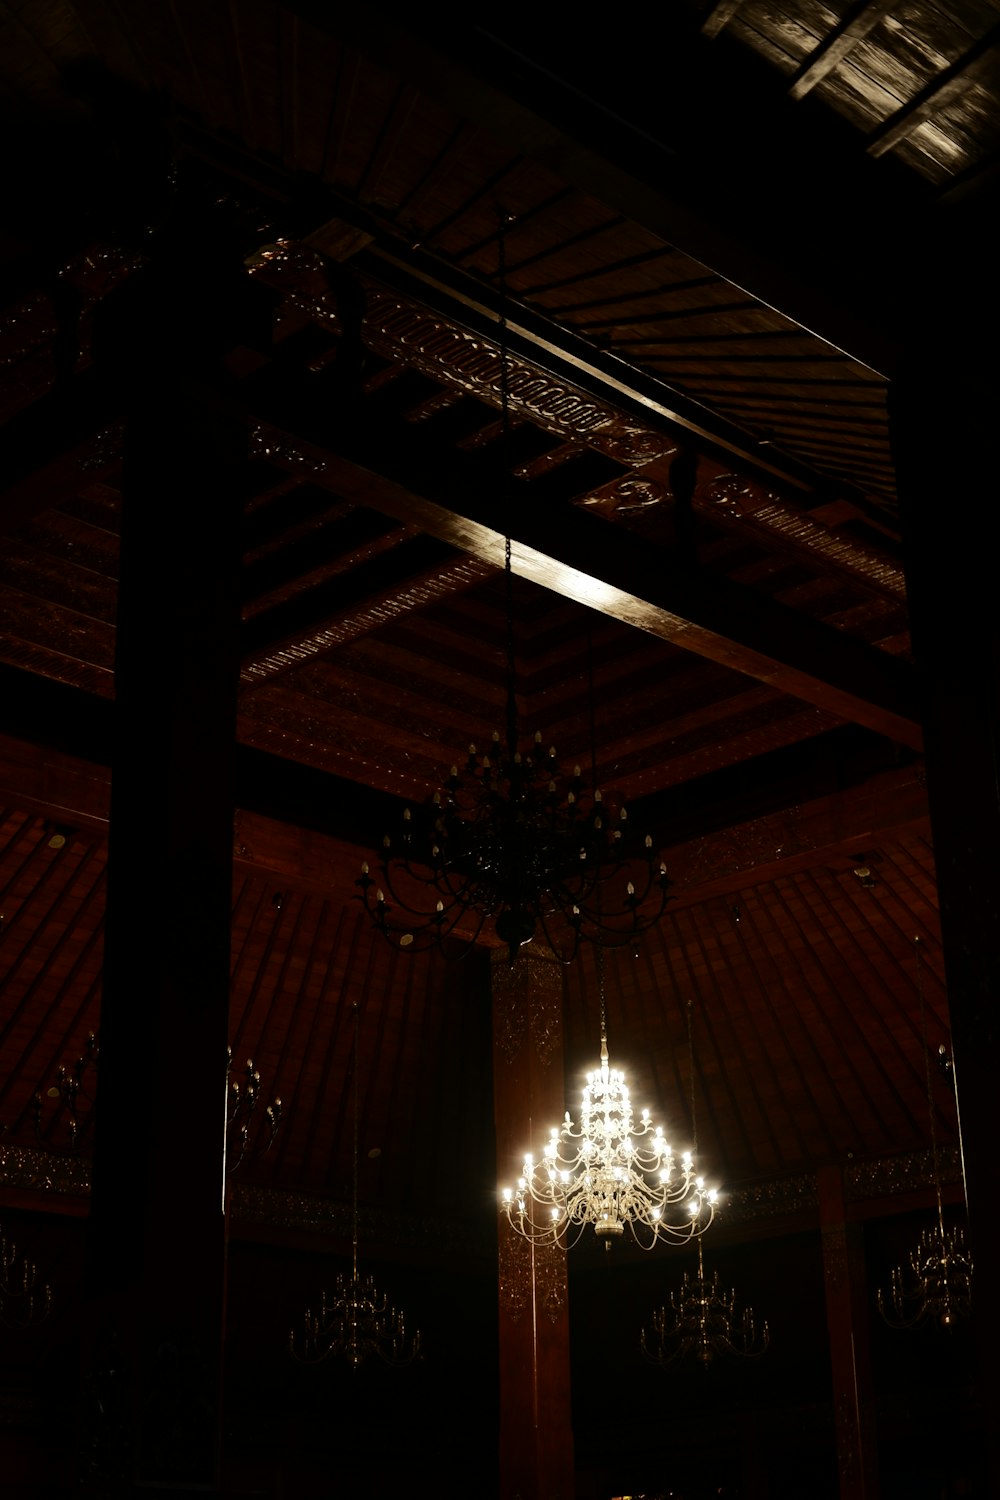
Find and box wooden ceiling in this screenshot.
[1,1,988,1268]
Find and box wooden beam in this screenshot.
[241,533,493,685]
[789,1,898,101]
[700,1,744,40]
[867,24,1000,158]
[241,366,922,749]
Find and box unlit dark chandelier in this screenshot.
[225,1050,282,1176]
[290,1006,420,1369]
[500,956,716,1250]
[0,1227,51,1329]
[32,1030,99,1154]
[878,1218,972,1332]
[359,228,670,964]
[878,938,972,1332]
[359,697,672,963]
[31,1034,281,1175]
[290,1268,421,1371]
[641,1238,769,1365]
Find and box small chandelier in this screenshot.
[290,1006,420,1368]
[225,1050,282,1176]
[878,939,972,1332]
[290,1271,421,1371]
[30,1035,281,1175]
[500,957,717,1251]
[358,216,671,965]
[32,1031,99,1154]
[878,1220,972,1332]
[641,1239,769,1365]
[1,1228,51,1329]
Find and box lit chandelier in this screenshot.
[641,1239,769,1365]
[500,957,717,1251]
[290,1006,420,1369]
[358,217,671,965]
[878,939,972,1332]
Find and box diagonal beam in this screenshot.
[866,24,1000,157]
[789,1,898,101]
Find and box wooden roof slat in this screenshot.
[865,21,1000,156]
[701,1,747,40]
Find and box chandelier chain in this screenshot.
[639,988,769,1365]
[290,1000,420,1367]
[876,937,972,1331]
[358,212,673,963]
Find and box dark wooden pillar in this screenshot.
[492,947,575,1500]
[818,1165,879,1500]
[81,229,249,1492]
[889,342,1000,1493]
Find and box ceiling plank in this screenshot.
[308,3,902,374]
[866,24,1000,157]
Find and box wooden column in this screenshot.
[889,340,1000,1493]
[81,231,249,1492]
[492,946,575,1500]
[818,1165,879,1500]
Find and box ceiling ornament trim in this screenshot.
[253,243,900,595]
[491,947,563,1068]
[0,1149,963,1235]
[498,1226,567,1323]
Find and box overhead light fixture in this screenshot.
[290,1005,420,1368]
[878,938,972,1332]
[32,1030,99,1154]
[359,218,671,964]
[878,1219,972,1332]
[641,994,765,1361]
[641,1238,769,1365]
[290,1268,421,1372]
[500,955,717,1250]
[358,720,672,964]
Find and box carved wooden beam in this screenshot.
[240,362,922,749]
